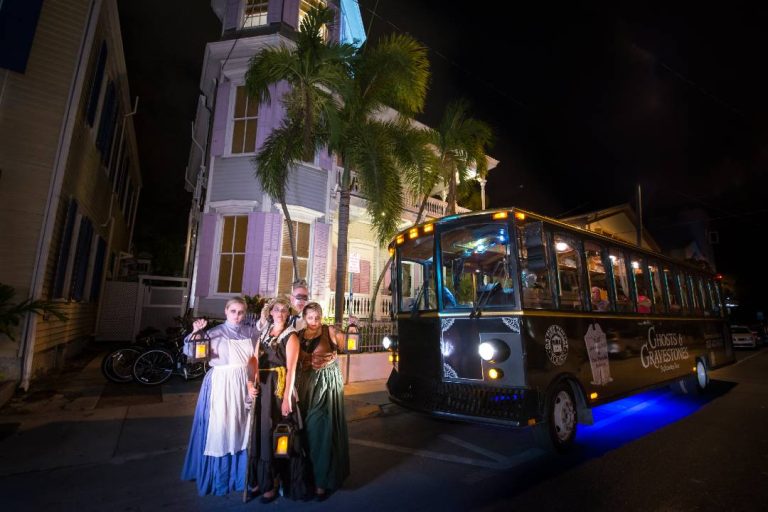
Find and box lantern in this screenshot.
[345,323,360,353]
[186,329,211,364]
[273,421,294,458]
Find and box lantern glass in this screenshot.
[187,331,211,364]
[346,324,360,352]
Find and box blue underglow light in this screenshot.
[576,387,705,452]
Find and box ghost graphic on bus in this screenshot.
[584,323,612,385]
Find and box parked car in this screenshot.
[731,325,759,348]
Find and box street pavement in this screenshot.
[0,344,390,511]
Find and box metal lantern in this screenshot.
[273,421,294,458]
[345,323,360,353]
[187,329,211,364]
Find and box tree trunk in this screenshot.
[334,185,351,325]
[279,199,300,282]
[447,171,457,215]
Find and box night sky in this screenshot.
[118,1,768,317]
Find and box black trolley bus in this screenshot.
[384,207,734,451]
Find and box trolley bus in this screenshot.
[384,207,734,451]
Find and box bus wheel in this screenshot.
[695,359,709,392]
[537,382,577,452]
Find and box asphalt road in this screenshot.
[0,346,765,511]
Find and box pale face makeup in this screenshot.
[304,310,322,331]
[225,303,246,325]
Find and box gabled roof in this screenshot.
[560,203,662,253]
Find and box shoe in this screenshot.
[260,491,277,504]
[247,486,261,498]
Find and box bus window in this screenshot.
[517,221,553,309]
[397,233,436,313]
[584,241,610,312]
[678,271,691,314]
[609,249,632,313]
[663,266,682,314]
[630,256,652,314]
[698,277,712,317]
[688,274,702,314]
[553,233,584,311]
[709,279,723,316]
[440,223,515,310]
[647,261,666,314]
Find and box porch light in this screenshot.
[186,330,211,364]
[492,211,508,220]
[555,242,570,252]
[408,228,419,239]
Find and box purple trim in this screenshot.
[223,0,241,31]
[318,146,333,171]
[211,82,231,157]
[243,212,266,295]
[195,213,217,298]
[267,0,282,24]
[328,2,340,42]
[311,222,331,299]
[255,81,289,153]
[283,0,300,28]
[258,212,283,296]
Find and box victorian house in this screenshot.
[185,0,494,320]
[0,0,141,388]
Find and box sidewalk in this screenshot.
[0,345,390,479]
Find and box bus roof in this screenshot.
[389,207,716,275]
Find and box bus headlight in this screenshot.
[382,335,398,351]
[478,340,510,362]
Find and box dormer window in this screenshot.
[299,0,328,39]
[243,0,268,28]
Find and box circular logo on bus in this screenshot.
[545,325,569,366]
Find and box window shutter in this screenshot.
[359,259,371,294]
[194,213,217,298]
[86,42,108,125]
[242,212,266,295]
[71,218,94,301]
[310,222,331,299]
[52,199,78,299]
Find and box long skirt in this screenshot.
[297,362,350,490]
[180,371,249,496]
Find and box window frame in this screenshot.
[211,214,249,296]
[226,83,260,156]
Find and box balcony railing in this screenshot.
[325,292,392,321]
[337,169,470,219]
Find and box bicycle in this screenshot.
[100,331,160,383]
[131,330,208,385]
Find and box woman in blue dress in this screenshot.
[180,297,260,496]
[296,302,350,500]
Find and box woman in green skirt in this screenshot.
[296,302,350,501]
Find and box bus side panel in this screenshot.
[522,315,732,406]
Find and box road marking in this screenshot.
[349,437,542,469]
[439,434,509,463]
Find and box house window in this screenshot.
[299,0,328,39]
[217,215,248,293]
[278,220,311,295]
[231,85,259,154]
[243,0,268,28]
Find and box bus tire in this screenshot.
[536,381,578,452]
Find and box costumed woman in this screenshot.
[297,302,350,501]
[254,297,307,503]
[180,297,260,496]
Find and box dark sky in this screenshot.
[118,1,768,315]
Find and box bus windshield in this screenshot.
[397,232,436,313]
[440,222,516,310]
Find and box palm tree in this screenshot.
[329,34,430,323]
[245,6,354,282]
[0,284,66,341]
[433,99,494,215]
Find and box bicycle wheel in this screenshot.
[101,347,141,383]
[132,349,175,385]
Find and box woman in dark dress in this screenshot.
[297,302,350,500]
[254,297,305,503]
